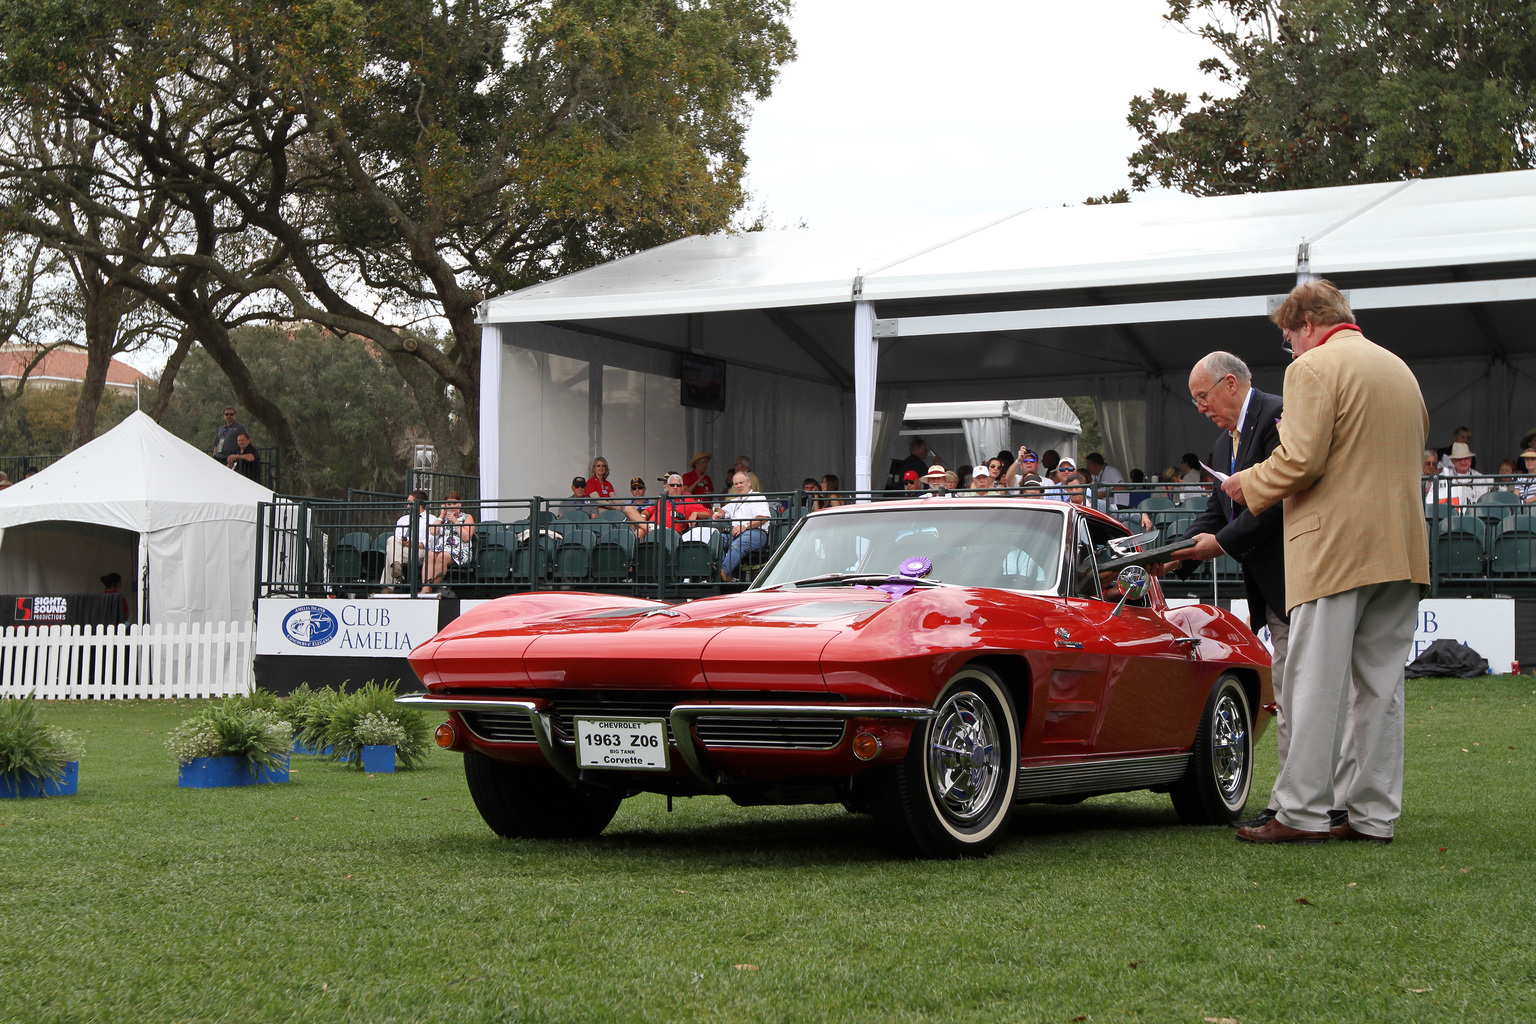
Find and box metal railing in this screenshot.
[253,476,1536,604]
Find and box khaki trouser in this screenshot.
[1263,606,1358,812]
[1275,581,1418,837]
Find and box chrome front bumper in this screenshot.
[396,693,935,785]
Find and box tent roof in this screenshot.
[903,398,1081,434]
[481,170,1536,324]
[0,411,274,533]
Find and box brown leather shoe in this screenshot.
[1236,817,1330,844]
[1330,821,1392,843]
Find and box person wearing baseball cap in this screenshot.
[902,469,923,492]
[971,465,992,493]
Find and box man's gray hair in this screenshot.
[1199,351,1252,384]
[1423,449,1438,461]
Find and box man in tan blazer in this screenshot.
[1223,280,1429,844]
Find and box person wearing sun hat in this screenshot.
[1518,449,1536,504]
[682,452,713,495]
[919,463,949,497]
[1439,441,1488,505]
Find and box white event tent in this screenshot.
[0,411,273,625]
[477,170,1536,497]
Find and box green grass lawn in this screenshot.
[1,677,1532,1024]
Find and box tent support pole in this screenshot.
[853,301,877,495]
[479,323,503,505]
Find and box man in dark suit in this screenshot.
[1155,351,1346,829]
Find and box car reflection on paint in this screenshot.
[401,498,1272,858]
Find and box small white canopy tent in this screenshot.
[902,398,1082,473]
[0,411,273,625]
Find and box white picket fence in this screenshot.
[0,621,254,699]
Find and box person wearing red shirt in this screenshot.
[682,451,713,495]
[584,456,615,499]
[624,473,710,538]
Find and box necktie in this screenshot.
[1230,427,1241,471]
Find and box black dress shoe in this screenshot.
[1329,808,1349,827]
[1231,808,1277,830]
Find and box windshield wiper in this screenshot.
[772,572,949,590]
[771,572,892,589]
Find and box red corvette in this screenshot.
[401,498,1273,857]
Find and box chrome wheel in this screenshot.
[1170,673,1254,825]
[871,665,1021,857]
[1211,689,1249,803]
[925,691,1003,824]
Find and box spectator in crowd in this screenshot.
[683,452,713,495]
[1180,451,1203,496]
[1422,449,1445,505]
[1520,450,1536,503]
[1040,449,1061,475]
[568,476,587,501]
[1496,458,1520,493]
[994,449,1014,476]
[798,477,821,510]
[584,457,615,499]
[1002,446,1040,487]
[956,463,973,486]
[1440,442,1488,504]
[943,469,959,490]
[433,491,476,580]
[1522,429,1536,456]
[1084,452,1128,507]
[627,476,648,505]
[382,489,443,590]
[22,465,37,478]
[1159,465,1183,500]
[211,406,246,461]
[1045,456,1077,501]
[985,456,1004,486]
[921,464,948,494]
[1063,470,1100,507]
[899,437,931,478]
[732,455,762,492]
[819,474,847,508]
[901,469,922,493]
[1127,468,1150,506]
[625,473,711,539]
[226,432,260,480]
[1437,426,1476,472]
[971,466,992,492]
[0,471,9,490]
[716,471,773,580]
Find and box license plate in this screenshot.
[574,718,669,771]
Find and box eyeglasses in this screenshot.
[1190,374,1234,409]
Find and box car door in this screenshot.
[1069,513,1203,753]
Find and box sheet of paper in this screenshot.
[1198,460,1230,483]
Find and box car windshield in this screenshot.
[752,505,1066,592]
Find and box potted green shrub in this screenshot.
[327,681,430,772]
[0,695,81,799]
[169,698,293,787]
[290,684,343,756]
[355,712,408,773]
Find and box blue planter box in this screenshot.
[178,754,289,788]
[360,745,396,773]
[291,738,333,756]
[0,760,79,798]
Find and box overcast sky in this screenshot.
[741,0,1223,230]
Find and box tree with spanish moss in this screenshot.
[1126,1,1536,196]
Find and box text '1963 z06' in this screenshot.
[400,498,1272,858]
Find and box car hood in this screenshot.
[412,585,1027,694]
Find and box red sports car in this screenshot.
[401,498,1273,857]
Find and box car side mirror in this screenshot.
[1110,565,1149,617]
